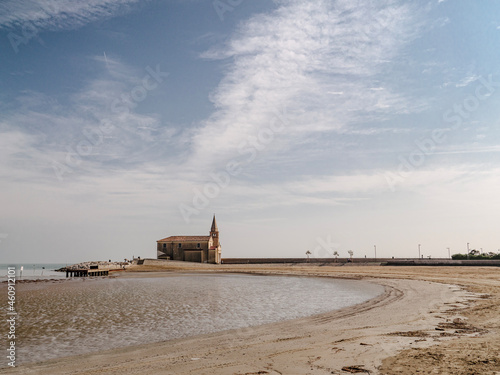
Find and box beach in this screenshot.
[2,264,499,374]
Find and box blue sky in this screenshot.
[1,0,500,263]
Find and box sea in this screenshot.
[0,273,384,366]
[0,263,67,280]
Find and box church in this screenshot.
[156,215,221,264]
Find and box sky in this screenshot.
[1,0,500,264]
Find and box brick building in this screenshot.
[156,216,221,264]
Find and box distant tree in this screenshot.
[305,250,311,260]
[452,252,500,260]
[333,251,339,262]
[348,250,354,259]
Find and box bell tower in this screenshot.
[210,214,219,248]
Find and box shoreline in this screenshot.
[2,265,499,374]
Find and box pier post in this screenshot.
[65,268,112,278]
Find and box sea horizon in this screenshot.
[0,263,68,280]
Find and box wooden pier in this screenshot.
[65,269,109,277]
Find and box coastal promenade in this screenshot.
[2,264,499,374]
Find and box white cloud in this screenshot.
[431,145,500,155]
[455,74,480,88]
[0,130,46,180]
[287,174,388,195]
[0,57,181,186]
[0,0,141,31]
[191,0,424,172]
[177,163,500,219]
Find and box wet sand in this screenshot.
[2,264,499,374]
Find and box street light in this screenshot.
[467,242,470,260]
[447,247,451,259]
[374,245,377,260]
[418,244,421,259]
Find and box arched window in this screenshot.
[178,243,182,248]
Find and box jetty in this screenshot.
[65,269,109,277]
[57,260,131,277]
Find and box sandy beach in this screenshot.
[3,264,499,374]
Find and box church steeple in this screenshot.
[211,214,218,232]
[210,215,219,248]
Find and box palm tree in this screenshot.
[348,250,354,260]
[305,250,311,261]
[333,251,339,262]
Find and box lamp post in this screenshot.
[374,245,377,260]
[467,243,470,260]
[418,244,421,259]
[447,247,451,259]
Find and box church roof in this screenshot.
[157,236,210,242]
[211,215,218,232]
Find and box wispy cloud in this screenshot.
[0,56,179,185]
[455,74,480,88]
[0,0,142,31]
[431,145,500,155]
[2,0,430,212]
[190,0,425,172]
[179,163,500,216]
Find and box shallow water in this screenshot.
[4,274,383,365]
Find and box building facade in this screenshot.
[156,216,221,264]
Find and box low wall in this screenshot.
[222,258,500,266]
[221,258,388,264]
[385,259,500,267]
[142,258,500,267]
